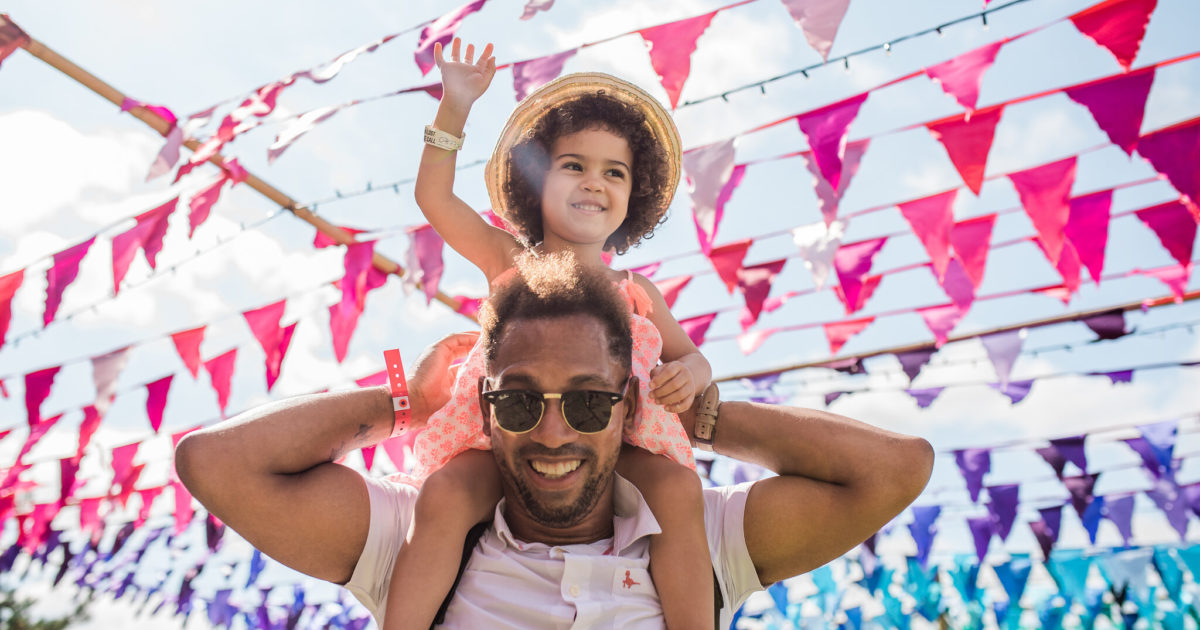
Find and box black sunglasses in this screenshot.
[482,377,631,434]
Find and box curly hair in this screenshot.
[501,94,672,255]
[481,251,632,374]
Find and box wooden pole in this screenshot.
[5,15,476,322]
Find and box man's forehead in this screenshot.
[488,315,622,387]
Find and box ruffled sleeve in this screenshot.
[617,271,654,318]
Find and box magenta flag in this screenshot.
[406,225,445,304]
[949,213,996,290]
[834,237,887,313]
[1032,284,1074,305]
[1137,119,1200,212]
[707,239,753,294]
[121,97,178,128]
[171,326,206,379]
[795,93,868,191]
[639,10,717,109]
[314,225,367,249]
[135,486,164,528]
[918,303,966,347]
[924,40,1006,116]
[187,177,227,238]
[137,197,175,265]
[341,241,377,312]
[791,219,845,290]
[833,273,882,315]
[269,323,298,391]
[146,375,172,433]
[679,312,718,347]
[927,105,1004,196]
[802,139,868,226]
[110,225,144,295]
[171,480,195,536]
[454,295,482,318]
[824,315,874,356]
[414,0,488,75]
[779,0,851,61]
[0,19,30,69]
[1065,68,1154,155]
[146,126,184,181]
[267,105,342,164]
[77,497,105,539]
[44,236,96,327]
[737,259,786,326]
[654,274,692,309]
[512,49,577,102]
[90,346,129,414]
[736,328,776,355]
[1069,0,1157,71]
[110,441,140,493]
[24,365,60,428]
[682,139,739,253]
[76,404,102,460]
[1147,262,1193,305]
[898,190,956,280]
[0,268,22,349]
[59,455,81,504]
[203,348,237,415]
[1008,157,1076,265]
[1135,200,1196,269]
[329,301,362,363]
[1045,239,1082,296]
[1065,190,1113,285]
[243,299,287,390]
[520,0,554,19]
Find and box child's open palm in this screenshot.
[434,38,496,111]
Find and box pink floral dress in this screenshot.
[399,272,695,484]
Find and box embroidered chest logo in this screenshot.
[621,570,641,589]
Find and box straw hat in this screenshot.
[484,72,682,232]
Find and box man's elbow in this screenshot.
[173,432,214,499]
[891,435,934,505]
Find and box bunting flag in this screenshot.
[906,387,945,409]
[1008,157,1076,265]
[938,253,982,308]
[1105,494,1136,545]
[966,516,995,564]
[991,378,1034,405]
[794,93,868,191]
[414,0,488,75]
[203,348,237,415]
[1083,309,1129,340]
[833,237,887,315]
[0,16,30,68]
[955,448,991,503]
[404,225,445,304]
[1064,190,1113,285]
[924,39,1006,117]
[736,328,776,355]
[682,140,740,253]
[23,365,60,428]
[898,191,956,280]
[908,506,940,568]
[1037,436,1089,480]
[110,198,177,294]
[0,268,22,349]
[653,275,692,309]
[926,105,1004,196]
[802,140,868,226]
[778,0,851,61]
[896,348,936,383]
[1065,67,1155,155]
[949,213,996,290]
[76,404,102,461]
[791,219,845,290]
[454,295,483,318]
[145,375,172,433]
[1064,473,1100,518]
[187,177,228,238]
[1136,118,1200,214]
[1069,0,1157,71]
[1030,506,1063,560]
[512,49,576,101]
[679,312,718,347]
[1139,263,1192,302]
[737,259,786,327]
[833,273,882,315]
[987,484,1020,541]
[980,329,1025,389]
[331,266,389,362]
[243,299,291,391]
[520,0,554,19]
[639,10,717,109]
[824,316,875,356]
[43,236,96,327]
[917,302,966,347]
[266,105,341,164]
[90,347,129,414]
[171,326,206,379]
[1134,201,1196,270]
[706,239,753,294]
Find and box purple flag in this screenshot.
[824,391,845,407]
[1146,477,1190,540]
[1029,505,1063,560]
[980,329,1024,389]
[987,484,1020,541]
[1036,435,1089,479]
[989,379,1034,405]
[511,49,577,102]
[896,348,936,383]
[908,505,940,568]
[1083,309,1129,340]
[1064,473,1099,518]
[966,515,995,564]
[1104,493,1135,546]
[1093,369,1133,385]
[955,448,991,502]
[1124,419,1177,479]
[906,387,944,409]
[1064,67,1155,155]
[413,0,488,75]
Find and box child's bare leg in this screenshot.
[617,444,715,630]
[383,450,501,630]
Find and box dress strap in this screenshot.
[616,271,654,317]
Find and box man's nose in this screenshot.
[530,399,576,449]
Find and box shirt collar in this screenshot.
[491,474,662,554]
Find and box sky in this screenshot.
[1,0,1199,627]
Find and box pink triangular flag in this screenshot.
[267,105,342,163]
[520,0,554,19]
[1137,118,1200,210]
[1139,264,1192,302]
[736,328,776,355]
[44,236,96,327]
[78,497,105,539]
[0,268,22,349]
[134,197,177,269]
[1032,283,1075,305]
[1135,201,1197,269]
[329,300,363,363]
[1049,239,1084,297]
[356,370,387,387]
[243,299,287,390]
[794,93,868,191]
[1065,67,1154,155]
[24,365,60,428]
[778,0,851,61]
[639,11,718,109]
[135,486,164,528]
[927,105,1004,196]
[1069,0,1157,71]
[679,312,718,347]
[171,480,195,535]
[834,237,887,313]
[898,190,956,280]
[171,326,206,379]
[682,139,739,253]
[737,259,787,327]
[111,222,147,295]
[341,241,377,312]
[405,225,444,304]
[924,40,1006,116]
[146,374,172,433]
[707,239,753,294]
[1008,157,1076,265]
[414,0,488,75]
[187,177,227,238]
[147,126,185,181]
[268,323,298,391]
[203,348,237,415]
[381,432,418,472]
[918,303,967,347]
[512,49,577,102]
[949,213,996,290]
[314,226,367,249]
[1064,190,1113,285]
[791,219,845,290]
[454,295,483,318]
[824,316,875,355]
[654,275,692,309]
[833,273,883,315]
[76,404,102,460]
[935,258,977,311]
[360,445,377,471]
[110,441,140,493]
[90,346,130,414]
[802,139,868,226]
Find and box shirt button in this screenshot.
[569,585,581,597]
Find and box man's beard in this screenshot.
[494,443,619,528]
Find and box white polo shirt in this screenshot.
[345,473,763,629]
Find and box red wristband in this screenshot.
[383,349,411,436]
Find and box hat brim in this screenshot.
[485,72,681,231]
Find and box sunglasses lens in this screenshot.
[562,391,615,433]
[490,391,543,432]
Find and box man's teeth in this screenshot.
[530,460,581,478]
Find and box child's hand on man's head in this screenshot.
[649,361,697,414]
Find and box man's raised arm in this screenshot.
[173,332,476,584]
[683,394,933,585]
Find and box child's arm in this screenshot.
[414,38,522,283]
[633,273,713,414]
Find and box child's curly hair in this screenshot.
[501,94,672,255]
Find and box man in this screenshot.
[175,254,933,628]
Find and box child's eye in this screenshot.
[562,161,582,171]
[607,169,626,178]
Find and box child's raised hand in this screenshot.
[649,361,697,414]
[434,38,496,112]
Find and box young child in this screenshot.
[384,38,715,629]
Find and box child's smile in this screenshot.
[539,127,633,252]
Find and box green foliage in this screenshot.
[0,587,91,630]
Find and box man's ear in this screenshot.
[478,376,492,437]
[621,375,639,434]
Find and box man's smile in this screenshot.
[530,459,582,479]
